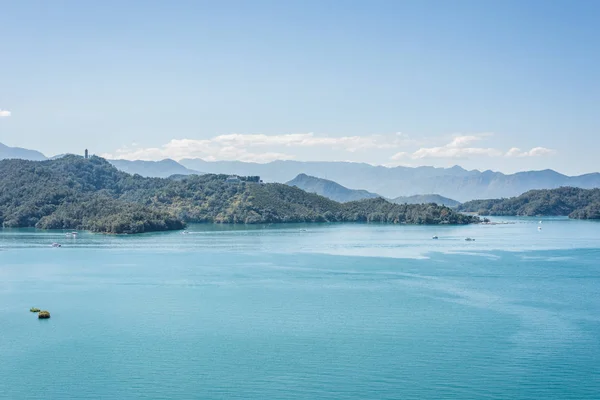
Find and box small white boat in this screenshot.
[181,230,189,235]
[538,226,542,231]
[51,243,62,248]
[465,237,475,241]
[432,235,439,240]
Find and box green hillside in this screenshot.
[458,187,600,218]
[0,156,479,234]
[391,194,460,207]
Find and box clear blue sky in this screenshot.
[1,0,599,174]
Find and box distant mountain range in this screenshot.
[0,142,46,161]
[0,145,201,178]
[2,142,600,202]
[108,159,201,178]
[179,158,600,202]
[287,173,381,202]
[286,173,460,206]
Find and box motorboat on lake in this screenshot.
[432,236,439,240]
[465,237,475,241]
[51,243,62,248]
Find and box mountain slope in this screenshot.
[109,159,201,178]
[458,187,600,218]
[5,141,598,202]
[179,159,600,201]
[286,173,381,202]
[0,157,479,233]
[0,142,46,161]
[391,194,460,207]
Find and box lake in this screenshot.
[1,217,599,399]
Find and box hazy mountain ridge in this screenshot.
[108,159,202,178]
[180,159,600,201]
[2,142,600,202]
[286,174,460,206]
[286,173,381,202]
[0,142,47,161]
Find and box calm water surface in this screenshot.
[1,217,599,399]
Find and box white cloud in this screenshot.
[103,139,296,163]
[102,131,556,165]
[505,147,522,158]
[506,147,556,157]
[390,151,408,161]
[0,109,11,117]
[208,132,408,152]
[446,135,485,147]
[528,147,556,156]
[102,132,414,162]
[392,134,555,161]
[409,134,503,159]
[411,145,503,159]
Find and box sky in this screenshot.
[1,0,599,174]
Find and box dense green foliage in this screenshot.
[0,156,184,234]
[341,198,471,224]
[0,156,479,233]
[391,194,461,208]
[458,187,600,219]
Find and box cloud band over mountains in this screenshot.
[102,132,555,164]
[392,135,555,161]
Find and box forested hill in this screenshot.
[0,156,479,234]
[0,156,185,234]
[391,194,460,207]
[458,187,600,219]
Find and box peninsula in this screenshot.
[458,187,600,219]
[0,156,480,234]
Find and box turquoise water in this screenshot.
[1,218,600,399]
